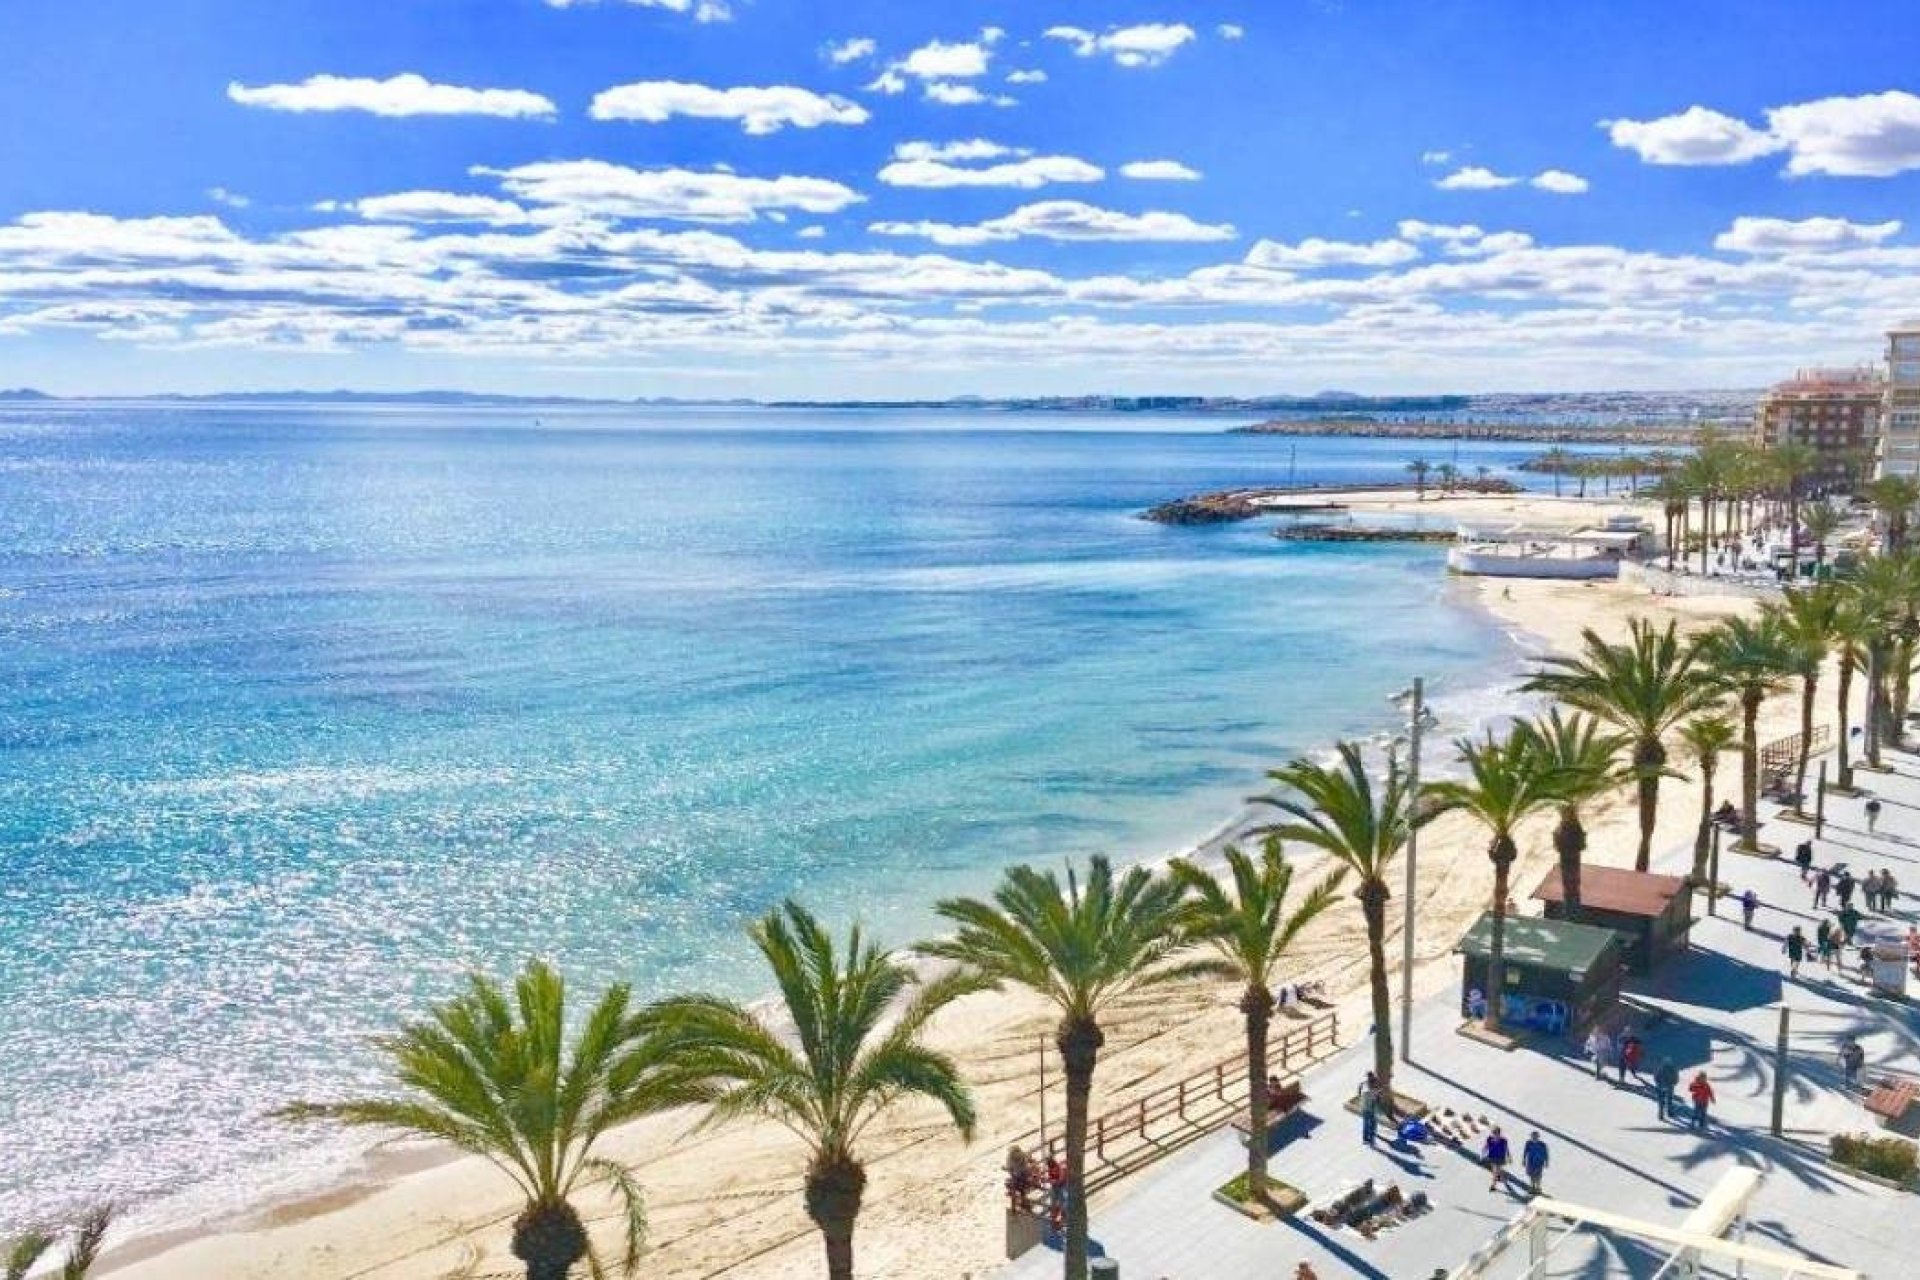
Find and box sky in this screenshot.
[3,0,1920,398]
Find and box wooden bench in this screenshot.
[1233,1080,1307,1143]
[1864,1078,1918,1127]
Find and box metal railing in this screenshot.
[1761,724,1831,786]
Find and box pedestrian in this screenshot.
[1818,919,1840,971]
[1813,867,1832,910]
[1358,1076,1379,1146]
[1837,870,1856,911]
[1654,1057,1680,1120]
[1785,926,1808,978]
[1584,1025,1613,1080]
[1294,1264,1320,1280]
[1687,1071,1716,1131]
[1839,1035,1866,1089]
[1741,888,1759,931]
[1794,840,1815,882]
[1620,1031,1644,1082]
[1839,902,1862,945]
[1881,868,1900,911]
[1522,1130,1549,1196]
[1866,798,1882,835]
[1482,1125,1511,1192]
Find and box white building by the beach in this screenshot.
[1880,324,1920,479]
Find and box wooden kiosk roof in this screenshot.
[1532,865,1687,918]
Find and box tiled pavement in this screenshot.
[1001,748,1919,1279]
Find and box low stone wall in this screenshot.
[1621,561,1784,601]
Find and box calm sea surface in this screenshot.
[0,406,1576,1231]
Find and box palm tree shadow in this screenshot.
[1279,1214,1392,1280]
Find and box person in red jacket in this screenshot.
[1687,1071,1716,1131]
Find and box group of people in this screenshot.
[1476,1124,1551,1196]
[1002,1144,1068,1228]
[1582,1022,1716,1130]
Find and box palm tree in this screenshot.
[1516,709,1627,914]
[644,903,978,1280]
[1848,552,1920,766]
[1865,474,1920,553]
[5,1206,113,1280]
[280,960,684,1280]
[1255,742,1416,1107]
[1435,461,1460,495]
[1406,458,1432,501]
[924,856,1194,1280]
[1167,839,1342,1200]
[1523,618,1722,870]
[1537,447,1569,498]
[1831,592,1873,790]
[1770,442,1821,549]
[1769,584,1842,815]
[1424,727,1560,1033]
[1802,498,1843,574]
[1678,715,1736,885]
[1697,615,1799,853]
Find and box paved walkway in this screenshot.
[1002,747,1918,1278]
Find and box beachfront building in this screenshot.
[1752,366,1882,490]
[1882,325,1920,479]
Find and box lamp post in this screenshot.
[1394,678,1427,1064]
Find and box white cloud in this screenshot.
[797,225,827,239]
[1530,169,1589,194]
[1767,91,1920,177]
[1043,23,1197,68]
[924,82,989,106]
[1603,105,1784,166]
[871,201,1235,245]
[545,0,731,21]
[1120,159,1202,181]
[340,191,534,226]
[226,73,556,119]
[1420,150,1453,165]
[893,139,1023,163]
[1714,215,1903,254]
[866,69,907,95]
[900,38,992,80]
[824,37,876,65]
[1217,23,1245,40]
[1006,69,1048,85]
[1435,165,1519,190]
[206,187,251,209]
[588,81,869,134]
[878,152,1104,189]
[1244,237,1420,269]
[1397,220,1482,243]
[477,160,863,222]
[1394,221,1535,257]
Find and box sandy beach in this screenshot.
[100,491,1804,1280]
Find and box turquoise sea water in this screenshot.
[0,407,1565,1232]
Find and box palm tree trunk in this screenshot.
[1838,655,1856,788]
[1633,737,1663,872]
[511,1199,589,1280]
[1554,807,1585,912]
[1698,497,1712,574]
[1793,675,1818,816]
[1359,880,1395,1102]
[1483,838,1516,1032]
[1896,638,1915,732]
[1240,985,1271,1195]
[1739,690,1761,852]
[1867,643,1889,767]
[1690,763,1715,884]
[805,1156,866,1280]
[1057,1019,1104,1280]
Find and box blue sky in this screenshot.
[3,0,1920,396]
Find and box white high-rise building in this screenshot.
[1881,326,1920,479]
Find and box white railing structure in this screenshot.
[1447,1169,1861,1280]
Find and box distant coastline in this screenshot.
[1231,419,1706,445]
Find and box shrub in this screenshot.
[1831,1132,1918,1184]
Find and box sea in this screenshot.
[0,405,1595,1237]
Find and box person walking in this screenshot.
[1619,1031,1645,1083]
[1482,1125,1511,1192]
[1784,926,1808,978]
[1741,888,1760,931]
[1881,868,1900,911]
[1522,1131,1549,1196]
[1687,1071,1716,1131]
[1837,870,1856,911]
[1654,1057,1681,1121]
[1866,797,1882,835]
[1794,839,1815,882]
[1358,1075,1380,1147]
[1584,1025,1613,1080]
[1817,919,1840,971]
[1839,902,1863,945]
[1813,866,1832,910]
[1839,1035,1867,1090]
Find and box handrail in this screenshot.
[1006,1010,1341,1203]
[1760,724,1830,781]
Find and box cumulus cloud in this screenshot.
[1395,221,1534,257]
[824,37,876,65]
[1767,91,1920,177]
[1530,169,1589,194]
[1435,165,1519,190]
[1714,215,1903,254]
[1604,105,1783,166]
[1244,237,1420,269]
[476,160,863,221]
[545,0,731,21]
[337,191,534,226]
[1119,159,1201,181]
[924,82,990,106]
[1006,69,1048,85]
[588,81,869,133]
[900,37,993,80]
[877,145,1104,188]
[871,201,1234,245]
[894,140,1021,163]
[1043,23,1197,68]
[226,73,556,119]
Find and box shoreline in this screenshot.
[99,494,1773,1280]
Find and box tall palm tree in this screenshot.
[5,1206,113,1280]
[1698,615,1799,853]
[1678,715,1736,885]
[1424,727,1560,1033]
[1802,499,1843,574]
[1770,442,1821,550]
[1255,742,1416,1107]
[1831,592,1873,790]
[280,960,685,1280]
[1848,552,1920,766]
[1524,618,1722,870]
[1406,458,1433,501]
[924,857,1194,1280]
[1865,474,1920,553]
[1769,584,1842,815]
[1167,839,1342,1200]
[1516,709,1628,913]
[644,903,979,1280]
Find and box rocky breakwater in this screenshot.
[1272,524,1454,543]
[1142,491,1269,524]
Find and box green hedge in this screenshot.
[1831,1132,1918,1184]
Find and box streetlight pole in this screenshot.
[1400,677,1424,1064]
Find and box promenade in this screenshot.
[1001,747,1918,1279]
